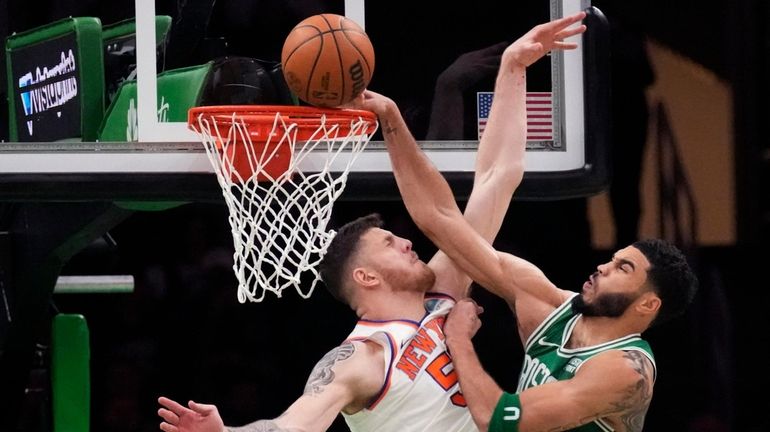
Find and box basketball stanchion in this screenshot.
[188,105,378,302]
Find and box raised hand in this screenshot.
[158,396,225,432]
[505,10,587,69]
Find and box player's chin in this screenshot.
[419,267,437,292]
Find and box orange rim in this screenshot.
[188,105,378,138]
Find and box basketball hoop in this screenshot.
[188,105,378,302]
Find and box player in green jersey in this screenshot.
[376,27,699,430]
[442,236,696,431]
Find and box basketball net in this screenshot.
[189,106,378,302]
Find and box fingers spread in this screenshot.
[555,24,587,40]
[158,397,189,415]
[550,11,587,29]
[160,422,179,432]
[158,408,179,424]
[553,42,579,50]
[189,400,215,414]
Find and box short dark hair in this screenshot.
[319,213,384,304]
[633,239,698,327]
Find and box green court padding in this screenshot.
[51,314,90,432]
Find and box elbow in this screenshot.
[501,162,525,191]
[408,205,435,233]
[478,163,524,193]
[410,201,457,235]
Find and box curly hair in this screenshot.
[633,239,698,327]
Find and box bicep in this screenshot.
[517,351,655,431]
[276,342,384,432]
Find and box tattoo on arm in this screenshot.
[303,343,356,396]
[224,345,356,431]
[227,420,287,432]
[541,352,654,432]
[382,121,398,135]
[610,351,654,432]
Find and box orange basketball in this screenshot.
[281,13,375,108]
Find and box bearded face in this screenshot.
[354,228,437,294]
[377,259,436,293]
[575,246,654,318]
[571,290,638,318]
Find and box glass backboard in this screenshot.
[0,0,609,201]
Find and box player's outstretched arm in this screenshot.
[158,341,383,432]
[445,301,655,432]
[434,11,587,298]
[351,13,586,302]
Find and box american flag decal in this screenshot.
[477,92,553,141]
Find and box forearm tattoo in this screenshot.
[303,343,356,396]
[227,420,287,432]
[613,351,653,432]
[382,121,398,135]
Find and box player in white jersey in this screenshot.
[157,13,587,432]
[341,292,471,431]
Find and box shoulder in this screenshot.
[574,350,655,430]
[578,349,654,390]
[309,340,385,406]
[318,340,384,379]
[516,290,576,343]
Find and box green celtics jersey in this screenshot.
[516,294,656,432]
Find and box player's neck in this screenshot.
[357,290,426,322]
[568,316,640,348]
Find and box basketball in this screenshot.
[281,13,375,108]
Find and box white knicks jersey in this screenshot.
[342,293,477,432]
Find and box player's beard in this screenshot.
[382,262,436,293]
[572,291,637,318]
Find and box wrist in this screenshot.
[501,51,528,72]
[489,392,522,432]
[373,100,397,122]
[446,334,474,349]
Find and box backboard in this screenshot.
[0,0,609,202]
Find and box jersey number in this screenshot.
[426,352,466,407]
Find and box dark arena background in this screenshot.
[1,1,768,431]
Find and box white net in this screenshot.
[191,107,378,302]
